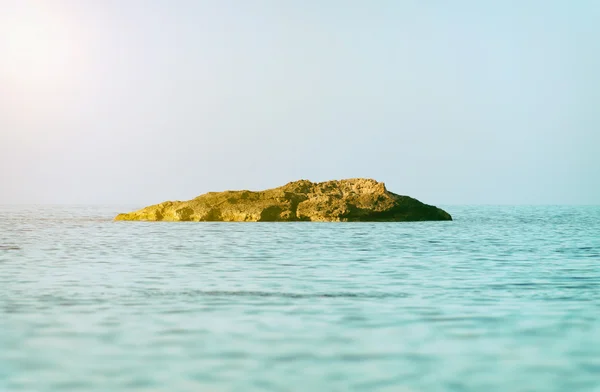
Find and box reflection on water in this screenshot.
[1,205,599,391]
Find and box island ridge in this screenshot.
[115,178,452,222]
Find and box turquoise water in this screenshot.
[1,205,599,392]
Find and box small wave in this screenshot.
[555,246,597,254]
[0,245,21,250]
[139,290,409,299]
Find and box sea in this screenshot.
[1,205,599,392]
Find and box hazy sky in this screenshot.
[1,0,598,205]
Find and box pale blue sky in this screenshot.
[1,0,598,205]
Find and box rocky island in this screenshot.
[115,178,452,222]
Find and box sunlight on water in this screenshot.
[1,205,599,391]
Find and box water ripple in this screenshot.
[138,290,411,299]
[1,205,600,392]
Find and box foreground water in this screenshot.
[1,205,599,392]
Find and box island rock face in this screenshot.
[115,178,452,222]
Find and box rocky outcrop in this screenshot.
[114,178,452,222]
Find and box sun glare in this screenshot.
[1,5,79,90]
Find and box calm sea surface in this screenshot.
[1,205,599,392]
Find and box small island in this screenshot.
[115,178,452,222]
